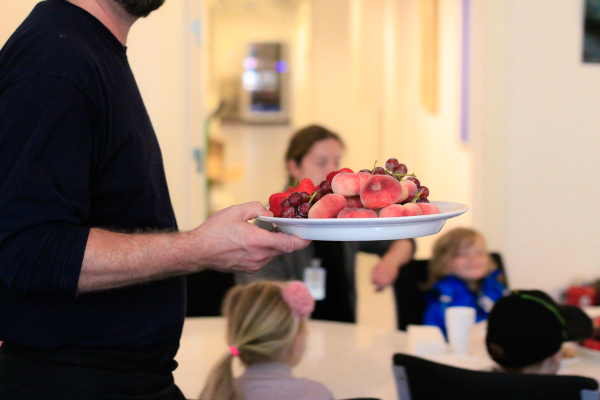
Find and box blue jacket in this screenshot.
[423,270,506,337]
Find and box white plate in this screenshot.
[257,201,468,241]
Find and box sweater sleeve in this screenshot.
[0,75,93,294]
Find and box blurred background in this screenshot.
[3,0,600,327]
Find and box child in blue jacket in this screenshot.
[423,228,506,337]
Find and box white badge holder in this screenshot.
[304,258,326,301]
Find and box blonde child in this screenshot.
[423,228,506,336]
[199,281,333,400]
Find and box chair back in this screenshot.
[393,252,506,330]
[393,353,599,400]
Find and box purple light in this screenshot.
[275,60,288,73]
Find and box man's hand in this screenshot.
[189,202,311,274]
[79,202,310,292]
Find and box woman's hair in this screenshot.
[425,227,496,288]
[285,124,345,185]
[199,281,306,400]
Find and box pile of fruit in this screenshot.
[268,158,441,219]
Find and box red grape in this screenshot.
[300,191,311,203]
[374,167,386,175]
[416,198,430,203]
[288,192,302,207]
[407,176,421,188]
[282,206,297,218]
[359,169,372,174]
[311,191,324,203]
[393,164,408,175]
[281,198,290,208]
[419,186,429,199]
[298,202,312,217]
[319,180,332,194]
[385,158,400,171]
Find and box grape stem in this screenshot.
[371,160,378,174]
[387,171,416,180]
[411,190,423,203]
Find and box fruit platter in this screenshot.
[258,158,468,241]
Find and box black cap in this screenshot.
[486,290,593,368]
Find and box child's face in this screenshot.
[448,237,489,284]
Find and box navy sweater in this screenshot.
[0,0,185,349]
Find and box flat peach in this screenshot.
[345,196,364,208]
[338,207,378,218]
[398,180,418,203]
[379,204,409,218]
[402,203,422,216]
[308,194,347,219]
[360,175,404,209]
[331,172,371,197]
[331,173,357,196]
[416,202,440,215]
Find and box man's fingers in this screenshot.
[262,230,311,254]
[236,201,273,222]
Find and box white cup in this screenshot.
[445,306,476,355]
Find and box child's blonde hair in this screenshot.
[425,227,496,288]
[199,281,307,400]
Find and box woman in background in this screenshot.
[237,125,415,323]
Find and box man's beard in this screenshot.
[112,0,165,18]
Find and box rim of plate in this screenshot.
[257,201,468,226]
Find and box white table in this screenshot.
[174,317,407,400]
[174,317,600,400]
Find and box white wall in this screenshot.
[472,0,600,298]
[1,1,40,43]
[381,0,472,258]
[0,1,207,231]
[128,1,207,230]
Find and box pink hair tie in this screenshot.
[281,281,315,317]
[229,345,240,357]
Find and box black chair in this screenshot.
[185,270,235,317]
[393,253,506,330]
[393,353,599,400]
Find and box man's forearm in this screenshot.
[78,228,195,293]
[77,202,311,294]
